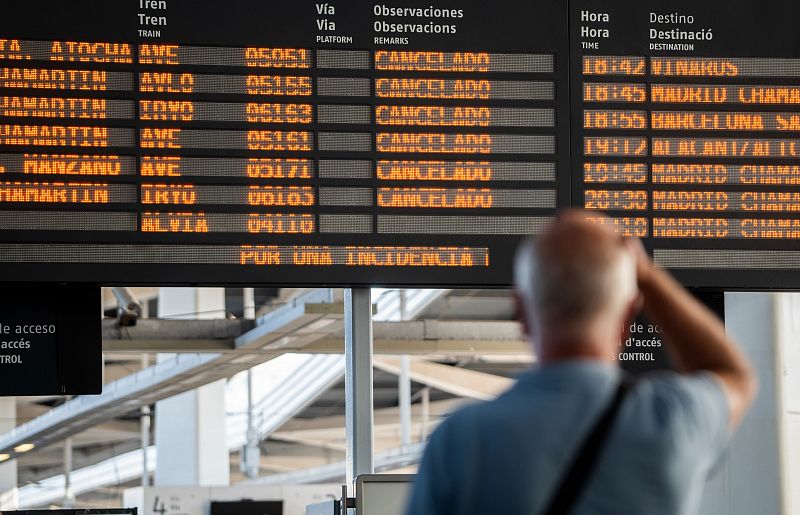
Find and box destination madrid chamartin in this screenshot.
[0,0,798,288]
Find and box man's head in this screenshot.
[514,211,640,363]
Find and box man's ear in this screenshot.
[513,291,532,338]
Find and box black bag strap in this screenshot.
[541,377,634,515]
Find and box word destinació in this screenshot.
[650,11,713,41]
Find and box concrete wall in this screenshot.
[700,292,795,515]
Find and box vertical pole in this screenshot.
[243,288,256,320]
[141,354,150,487]
[398,289,407,321]
[344,288,374,486]
[243,287,259,479]
[247,369,253,432]
[420,387,430,442]
[242,367,260,479]
[0,398,17,510]
[782,293,800,515]
[399,355,412,449]
[63,437,74,508]
[398,290,412,449]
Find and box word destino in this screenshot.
[373,4,463,35]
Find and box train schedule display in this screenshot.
[1,0,800,288]
[0,0,567,286]
[572,0,800,289]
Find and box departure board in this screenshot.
[2,1,800,288]
[0,0,568,286]
[572,0,800,289]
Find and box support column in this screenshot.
[699,292,791,514]
[398,290,412,450]
[0,398,16,510]
[399,355,412,449]
[141,354,151,487]
[243,287,256,320]
[240,288,260,479]
[420,387,430,442]
[345,288,374,486]
[63,437,74,508]
[778,293,799,515]
[154,288,229,486]
[240,365,260,480]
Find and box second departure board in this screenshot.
[1,0,800,288]
[572,0,800,289]
[0,0,568,286]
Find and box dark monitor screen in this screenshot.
[0,0,567,287]
[0,0,798,288]
[210,501,282,515]
[0,286,101,396]
[570,0,800,289]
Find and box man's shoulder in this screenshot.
[433,400,486,434]
[429,375,556,438]
[427,397,510,447]
[436,364,616,429]
[620,370,730,447]
[632,370,728,408]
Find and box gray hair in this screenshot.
[514,233,637,330]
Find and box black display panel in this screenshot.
[0,286,101,395]
[571,0,800,289]
[0,0,568,286]
[618,291,724,374]
[2,1,800,288]
[210,501,282,515]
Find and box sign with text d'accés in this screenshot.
[0,286,101,395]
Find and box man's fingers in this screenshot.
[624,236,655,284]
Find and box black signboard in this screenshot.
[0,0,568,287]
[0,1,798,288]
[571,0,800,290]
[618,290,724,373]
[210,501,282,515]
[0,286,101,395]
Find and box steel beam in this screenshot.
[344,288,374,485]
[244,443,424,486]
[103,319,528,355]
[374,357,514,401]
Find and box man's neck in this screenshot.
[535,336,616,365]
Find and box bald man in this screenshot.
[405,212,756,515]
